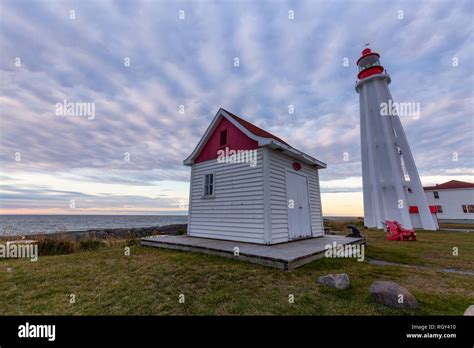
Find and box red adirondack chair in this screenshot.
[384,220,416,241]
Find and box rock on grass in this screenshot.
[370,281,419,309]
[464,305,474,315]
[318,274,350,290]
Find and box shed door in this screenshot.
[286,171,312,240]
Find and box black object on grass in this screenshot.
[346,225,362,238]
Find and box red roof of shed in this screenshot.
[223,109,290,146]
[424,180,474,191]
[183,108,327,168]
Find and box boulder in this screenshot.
[370,281,419,309]
[318,273,350,290]
[464,305,474,316]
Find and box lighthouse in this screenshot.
[355,47,438,230]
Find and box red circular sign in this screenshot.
[292,162,302,171]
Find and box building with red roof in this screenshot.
[424,180,474,222]
[183,108,326,244]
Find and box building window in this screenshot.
[220,129,227,146]
[203,173,214,197]
[433,191,439,199]
[462,205,468,213]
[468,205,474,213]
[436,205,443,214]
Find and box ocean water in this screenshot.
[0,215,188,236]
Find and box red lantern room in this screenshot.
[356,48,384,80]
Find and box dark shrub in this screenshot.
[79,239,104,251]
[37,238,75,255]
[126,238,139,246]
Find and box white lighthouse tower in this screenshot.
[355,47,438,230]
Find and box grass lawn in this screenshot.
[0,228,473,315]
[439,222,474,230]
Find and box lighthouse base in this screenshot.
[364,212,439,231]
[409,205,439,230]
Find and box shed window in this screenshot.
[204,173,214,197]
[220,130,227,146]
[468,205,474,213]
[433,191,439,199]
[436,205,443,214]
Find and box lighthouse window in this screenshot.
[433,191,439,199]
[436,205,443,213]
[358,55,381,72]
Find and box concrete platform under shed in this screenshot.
[141,235,365,269]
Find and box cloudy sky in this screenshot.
[0,0,473,215]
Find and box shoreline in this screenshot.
[0,223,188,241]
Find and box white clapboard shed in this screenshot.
[183,108,327,245]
